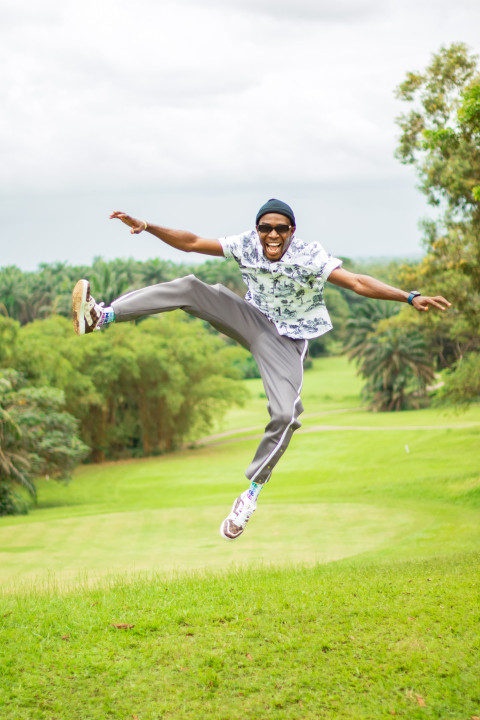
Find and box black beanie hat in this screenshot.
[255,198,296,227]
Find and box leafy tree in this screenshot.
[0,317,18,367]
[435,352,480,408]
[395,42,480,213]
[71,315,249,458]
[308,284,351,357]
[0,369,88,514]
[394,42,480,388]
[5,314,249,462]
[190,258,246,296]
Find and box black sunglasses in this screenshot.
[257,223,292,235]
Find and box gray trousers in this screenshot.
[112,275,308,484]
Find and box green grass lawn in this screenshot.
[1,555,479,719]
[1,355,479,719]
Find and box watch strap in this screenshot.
[408,291,421,305]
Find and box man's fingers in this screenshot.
[429,296,451,309]
[420,296,452,311]
[110,212,145,238]
[413,295,451,312]
[110,213,130,223]
[110,211,145,235]
[110,210,133,225]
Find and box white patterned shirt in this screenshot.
[219,230,342,340]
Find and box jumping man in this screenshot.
[72,199,451,540]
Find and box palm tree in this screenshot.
[0,267,31,323]
[139,258,178,286]
[356,326,435,411]
[345,300,436,410]
[193,258,246,296]
[345,299,400,360]
[90,257,135,302]
[0,372,37,507]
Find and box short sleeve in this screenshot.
[218,231,257,264]
[309,243,342,281]
[323,255,342,280]
[218,234,242,260]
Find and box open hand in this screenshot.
[412,295,451,312]
[110,211,147,234]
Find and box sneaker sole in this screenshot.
[219,520,242,541]
[72,279,89,336]
[219,495,255,541]
[220,496,242,541]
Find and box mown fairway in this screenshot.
[1,356,479,719]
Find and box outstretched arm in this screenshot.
[110,211,225,257]
[327,267,451,312]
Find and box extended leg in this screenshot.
[74,274,267,346]
[111,275,271,351]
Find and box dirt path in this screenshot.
[199,407,360,443]
[197,415,480,447]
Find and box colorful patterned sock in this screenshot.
[98,306,115,328]
[246,481,263,503]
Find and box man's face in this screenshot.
[256,212,295,262]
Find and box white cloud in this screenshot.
[1,0,480,266]
[192,0,385,22]
[2,1,479,191]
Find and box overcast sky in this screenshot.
[1,0,479,270]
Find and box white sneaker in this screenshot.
[72,279,103,335]
[220,491,257,540]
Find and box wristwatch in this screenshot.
[407,291,421,305]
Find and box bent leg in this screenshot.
[246,334,308,484]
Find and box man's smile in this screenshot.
[264,240,284,260]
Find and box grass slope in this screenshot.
[1,356,479,719]
[1,556,479,719]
